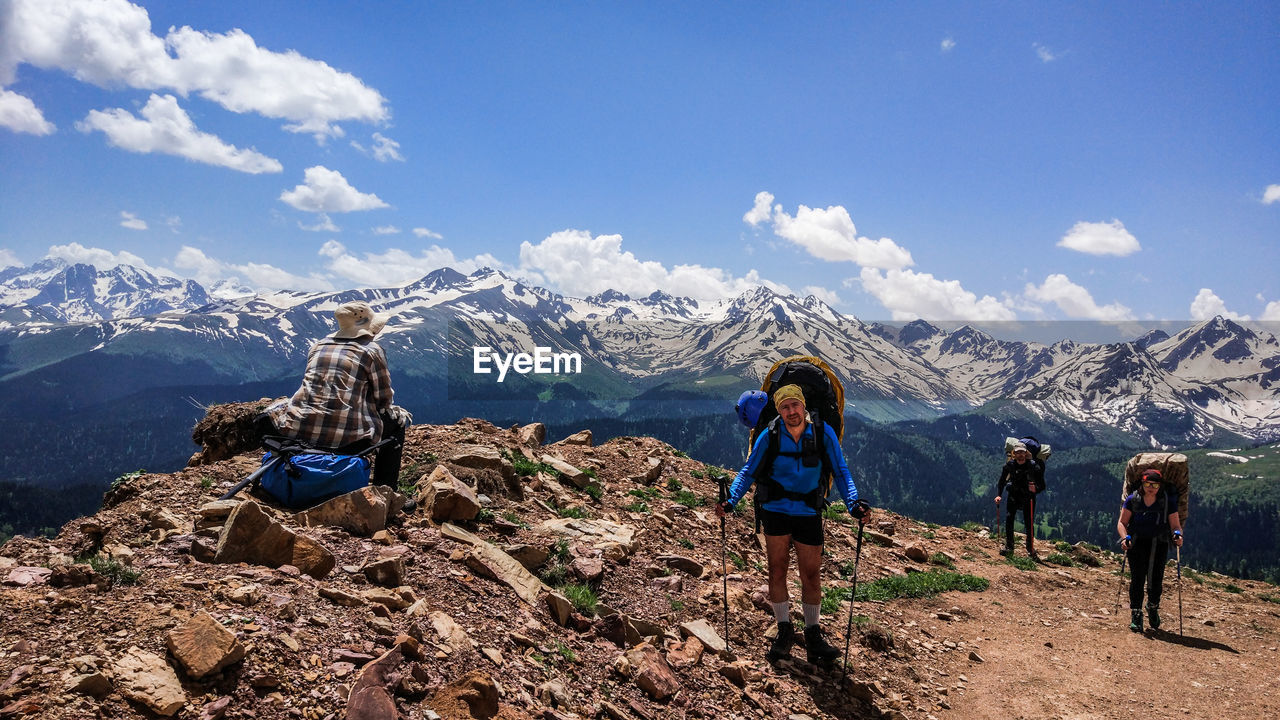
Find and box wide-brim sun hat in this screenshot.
[333,301,389,339]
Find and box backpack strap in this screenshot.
[751,416,828,513]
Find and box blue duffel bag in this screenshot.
[258,450,370,509]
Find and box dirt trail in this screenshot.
[919,544,1280,720]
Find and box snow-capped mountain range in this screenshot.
[2,261,1279,446]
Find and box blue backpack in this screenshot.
[257,440,372,509]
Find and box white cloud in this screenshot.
[518,229,787,303]
[1024,273,1135,321]
[317,240,505,287]
[173,245,332,292]
[749,193,914,270]
[164,215,182,233]
[299,214,340,232]
[1189,288,1250,321]
[1263,184,1280,205]
[352,132,403,162]
[941,37,956,53]
[801,285,842,306]
[119,211,147,230]
[0,88,55,134]
[46,242,155,271]
[0,248,22,268]
[280,166,389,213]
[743,191,776,226]
[77,93,283,173]
[1261,301,1280,322]
[5,0,388,141]
[413,227,443,240]
[372,225,401,235]
[1057,219,1140,256]
[860,268,1016,321]
[1034,43,1059,62]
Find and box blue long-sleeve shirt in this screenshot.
[725,420,859,516]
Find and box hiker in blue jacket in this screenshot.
[714,384,867,665]
[1117,469,1184,632]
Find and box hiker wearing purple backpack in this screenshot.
[994,443,1045,559]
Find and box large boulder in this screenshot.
[295,486,398,536]
[214,501,335,579]
[167,611,246,679]
[113,648,186,716]
[621,643,679,701]
[537,518,638,557]
[417,466,481,522]
[441,524,547,605]
[428,671,499,720]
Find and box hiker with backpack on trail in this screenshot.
[715,383,869,666]
[994,442,1045,559]
[1117,468,1184,633]
[256,301,412,489]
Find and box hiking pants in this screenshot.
[1127,536,1170,609]
[1004,494,1036,551]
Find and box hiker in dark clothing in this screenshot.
[994,443,1045,559]
[714,384,867,665]
[1117,469,1184,632]
[258,301,410,487]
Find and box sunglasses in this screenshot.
[1142,481,1161,487]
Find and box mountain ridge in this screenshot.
[3,262,1278,446]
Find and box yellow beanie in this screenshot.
[772,384,806,409]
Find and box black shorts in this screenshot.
[759,509,824,547]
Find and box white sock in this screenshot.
[772,601,790,624]
[803,603,821,628]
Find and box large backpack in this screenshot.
[1004,435,1052,463]
[1121,452,1190,526]
[746,356,845,522]
[256,437,373,509]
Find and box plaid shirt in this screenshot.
[267,337,394,449]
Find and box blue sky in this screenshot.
[1,0,1278,322]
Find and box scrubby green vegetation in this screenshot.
[825,570,989,606]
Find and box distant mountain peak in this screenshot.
[586,289,632,304]
[899,319,943,345]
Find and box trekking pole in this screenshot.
[841,503,869,681]
[1112,548,1127,616]
[716,475,730,652]
[1145,537,1158,627]
[1026,494,1036,558]
[219,453,286,501]
[1176,545,1184,637]
[994,500,1001,545]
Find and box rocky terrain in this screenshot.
[2,412,1279,719]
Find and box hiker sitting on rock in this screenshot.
[257,301,411,488]
[714,384,867,666]
[994,443,1045,559]
[1117,469,1184,632]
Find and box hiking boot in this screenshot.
[766,622,794,663]
[1146,604,1161,630]
[804,624,841,665]
[1129,609,1143,633]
